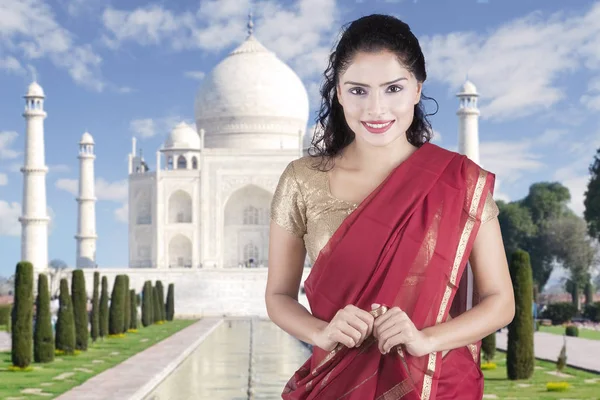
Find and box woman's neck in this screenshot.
[338,136,418,173]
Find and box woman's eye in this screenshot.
[388,85,403,93]
[350,87,366,95]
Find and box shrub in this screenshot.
[71,270,88,351]
[123,275,130,334]
[565,325,579,337]
[109,275,125,335]
[156,280,165,321]
[166,283,175,321]
[91,272,100,342]
[0,304,11,326]
[547,382,569,392]
[55,279,76,354]
[583,302,600,323]
[507,249,534,380]
[541,302,577,325]
[141,281,153,327]
[557,337,567,372]
[129,289,138,330]
[11,261,34,368]
[481,332,496,363]
[99,276,109,337]
[34,273,54,363]
[152,285,161,323]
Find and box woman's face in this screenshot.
[336,50,422,148]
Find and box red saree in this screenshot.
[282,142,494,399]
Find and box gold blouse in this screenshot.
[270,156,499,264]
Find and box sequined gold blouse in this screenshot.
[270,156,499,264]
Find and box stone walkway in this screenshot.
[496,330,600,373]
[0,331,9,351]
[54,318,223,400]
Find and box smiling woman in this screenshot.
[266,14,514,400]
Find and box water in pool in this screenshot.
[145,319,311,399]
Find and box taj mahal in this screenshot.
[17,21,482,317]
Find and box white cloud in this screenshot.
[129,118,156,138]
[581,76,600,111]
[0,0,104,91]
[479,140,545,184]
[0,131,20,159]
[0,173,7,186]
[0,56,25,74]
[0,201,21,236]
[419,2,600,121]
[130,115,190,139]
[431,129,442,143]
[55,178,128,202]
[114,203,128,223]
[184,70,205,80]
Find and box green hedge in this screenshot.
[91,272,100,342]
[71,270,88,351]
[583,302,600,322]
[141,281,153,327]
[55,278,76,354]
[99,276,109,337]
[34,273,54,363]
[12,261,34,368]
[542,302,577,325]
[109,275,125,335]
[0,304,11,326]
[166,283,174,321]
[565,325,579,337]
[507,249,534,380]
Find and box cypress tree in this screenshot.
[71,270,88,351]
[129,290,138,329]
[142,281,153,327]
[481,332,496,363]
[99,276,109,337]
[156,280,165,321]
[11,261,34,368]
[507,249,535,380]
[91,272,100,342]
[109,275,125,335]
[34,273,54,363]
[585,281,595,306]
[152,285,161,323]
[55,279,76,354]
[123,275,130,333]
[166,283,175,321]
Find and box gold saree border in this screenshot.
[420,168,488,400]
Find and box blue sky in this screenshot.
[1,0,599,280]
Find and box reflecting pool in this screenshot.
[145,319,311,400]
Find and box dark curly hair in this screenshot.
[308,14,437,169]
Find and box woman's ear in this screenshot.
[336,83,344,108]
[414,82,423,105]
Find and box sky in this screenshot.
[0,0,599,280]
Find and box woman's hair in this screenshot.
[308,14,437,169]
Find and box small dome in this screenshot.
[80,132,94,145]
[459,80,478,95]
[164,122,200,150]
[26,81,45,97]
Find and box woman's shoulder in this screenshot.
[285,155,327,186]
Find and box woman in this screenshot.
[265,14,514,400]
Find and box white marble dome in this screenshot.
[164,122,200,150]
[26,81,45,97]
[194,35,309,149]
[80,132,94,145]
[459,80,478,95]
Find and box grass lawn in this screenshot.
[483,351,600,399]
[538,325,600,341]
[0,319,196,399]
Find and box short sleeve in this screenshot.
[270,161,307,238]
[481,191,499,224]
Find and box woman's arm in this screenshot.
[421,216,515,353]
[265,222,328,345]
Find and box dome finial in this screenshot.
[247,9,254,37]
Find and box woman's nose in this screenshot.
[366,92,385,116]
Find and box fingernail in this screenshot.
[371,303,380,310]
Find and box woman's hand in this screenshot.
[311,304,375,352]
[372,304,433,357]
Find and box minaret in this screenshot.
[19,81,50,272]
[75,132,97,268]
[456,80,480,165]
[456,80,480,311]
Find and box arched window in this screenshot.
[167,156,173,170]
[243,206,259,225]
[243,241,259,263]
[177,155,187,169]
[192,156,198,169]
